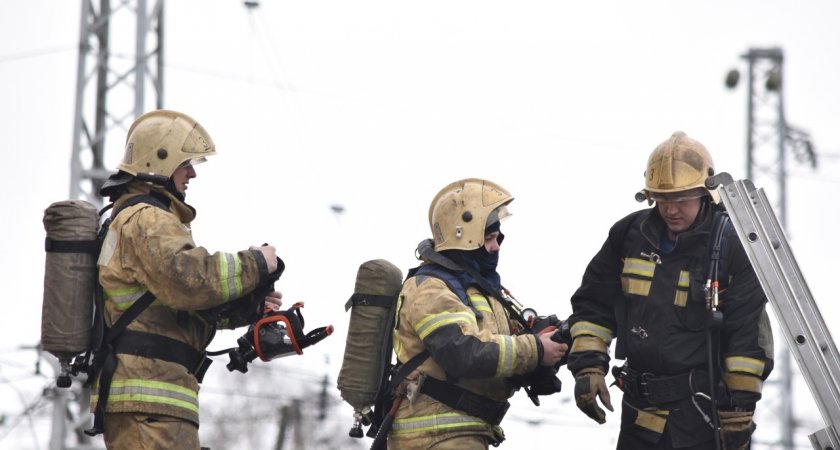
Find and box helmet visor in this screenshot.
[648,187,707,203]
[485,205,512,229]
[177,156,208,169]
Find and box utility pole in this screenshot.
[69,0,165,207]
[725,47,817,450]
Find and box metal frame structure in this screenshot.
[53,1,164,447]
[738,47,817,449]
[69,0,164,207]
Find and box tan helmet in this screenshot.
[428,178,513,252]
[118,109,216,179]
[637,131,718,204]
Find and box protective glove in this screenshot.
[574,367,613,424]
[719,410,755,450]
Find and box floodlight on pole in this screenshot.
[725,47,819,450]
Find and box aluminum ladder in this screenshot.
[708,173,840,450]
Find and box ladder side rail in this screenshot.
[747,185,840,422]
[750,185,840,376]
[717,177,840,447]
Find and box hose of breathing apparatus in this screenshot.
[703,211,730,450]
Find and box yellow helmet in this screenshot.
[637,131,718,204]
[118,109,216,180]
[428,178,513,252]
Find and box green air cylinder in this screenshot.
[41,200,99,361]
[337,259,403,414]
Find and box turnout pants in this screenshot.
[104,412,200,450]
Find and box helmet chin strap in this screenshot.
[134,173,185,201]
[134,172,170,186]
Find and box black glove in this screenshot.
[511,366,563,398]
[574,367,613,424]
[719,410,755,450]
[198,257,283,328]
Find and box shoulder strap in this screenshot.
[112,191,171,217]
[413,264,470,305]
[86,193,171,437]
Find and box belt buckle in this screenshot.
[619,367,637,398]
[638,372,654,400]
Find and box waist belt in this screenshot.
[115,329,213,381]
[616,365,709,405]
[420,376,510,426]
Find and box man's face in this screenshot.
[483,231,502,253]
[656,195,702,238]
[171,163,197,195]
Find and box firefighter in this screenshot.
[566,131,774,450]
[388,178,568,449]
[93,109,283,449]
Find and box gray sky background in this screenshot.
[2,1,840,448]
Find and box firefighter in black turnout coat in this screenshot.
[567,131,774,450]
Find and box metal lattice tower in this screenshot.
[69,0,165,207]
[52,1,165,448]
[731,47,817,450]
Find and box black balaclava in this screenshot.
[441,223,503,293]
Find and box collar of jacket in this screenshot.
[117,181,197,223]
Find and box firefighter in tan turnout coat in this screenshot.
[93,109,282,449]
[388,178,568,450]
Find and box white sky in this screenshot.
[2,1,840,449]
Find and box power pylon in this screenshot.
[49,1,165,447]
[726,47,817,450]
[69,0,165,207]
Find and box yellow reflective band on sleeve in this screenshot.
[725,356,765,377]
[90,379,199,413]
[218,252,244,300]
[623,258,656,277]
[723,372,763,393]
[570,321,613,343]
[391,412,487,436]
[415,311,477,340]
[570,335,608,354]
[468,295,493,315]
[496,335,516,377]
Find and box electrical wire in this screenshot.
[0,373,46,448]
[0,45,75,64]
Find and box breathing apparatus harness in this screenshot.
[611,205,731,450]
[370,240,568,444]
[84,191,332,436]
[425,240,571,400]
[85,192,215,436]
